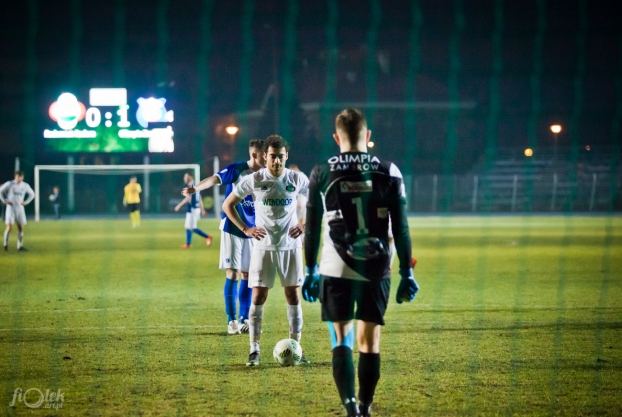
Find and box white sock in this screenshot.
[389,241,396,269]
[249,303,264,352]
[287,303,303,342]
[17,232,23,249]
[3,231,8,247]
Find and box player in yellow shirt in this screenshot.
[123,176,142,228]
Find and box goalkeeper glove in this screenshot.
[396,268,419,304]
[302,265,320,303]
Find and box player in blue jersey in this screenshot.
[182,139,266,335]
[174,172,212,249]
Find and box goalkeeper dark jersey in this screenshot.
[304,152,412,281]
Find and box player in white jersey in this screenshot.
[1,171,35,251]
[222,135,310,366]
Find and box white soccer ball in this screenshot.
[273,338,303,366]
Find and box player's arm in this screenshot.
[303,167,322,268]
[302,166,324,302]
[183,175,220,196]
[296,195,307,226]
[222,176,266,240]
[289,174,310,237]
[0,182,10,205]
[22,184,35,206]
[389,165,418,303]
[222,193,266,240]
[174,196,190,212]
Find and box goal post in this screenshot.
[33,164,217,221]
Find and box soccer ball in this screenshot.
[273,338,303,366]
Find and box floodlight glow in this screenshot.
[226,126,239,135]
[524,148,533,157]
[367,141,375,148]
[550,124,562,134]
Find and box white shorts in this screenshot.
[5,205,27,225]
[219,231,254,272]
[184,208,201,230]
[249,248,303,289]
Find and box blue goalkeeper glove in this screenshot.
[302,265,320,303]
[396,268,419,304]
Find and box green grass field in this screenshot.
[1,216,621,416]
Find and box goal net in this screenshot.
[33,163,222,221]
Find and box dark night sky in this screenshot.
[1,0,621,176]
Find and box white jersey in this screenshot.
[0,180,35,206]
[234,168,309,251]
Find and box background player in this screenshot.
[123,176,142,228]
[183,139,265,334]
[222,135,309,366]
[174,172,211,249]
[1,171,35,251]
[303,108,419,417]
[48,186,61,220]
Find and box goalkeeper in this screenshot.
[302,108,418,417]
[123,176,142,228]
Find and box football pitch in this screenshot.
[1,216,621,416]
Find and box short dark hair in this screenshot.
[335,108,367,144]
[249,139,265,150]
[15,170,24,177]
[130,175,137,180]
[264,135,290,153]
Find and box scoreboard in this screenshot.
[44,88,175,153]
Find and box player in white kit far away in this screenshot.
[222,135,310,366]
[1,171,35,251]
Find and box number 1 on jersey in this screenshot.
[352,197,369,235]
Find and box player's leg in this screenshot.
[220,231,241,332]
[191,209,211,246]
[4,223,12,251]
[237,238,254,331]
[353,278,391,416]
[182,212,194,248]
[356,321,381,417]
[129,205,134,227]
[4,206,14,250]
[135,209,140,227]
[247,286,268,365]
[321,276,359,416]
[246,249,276,366]
[16,223,24,250]
[279,248,307,361]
